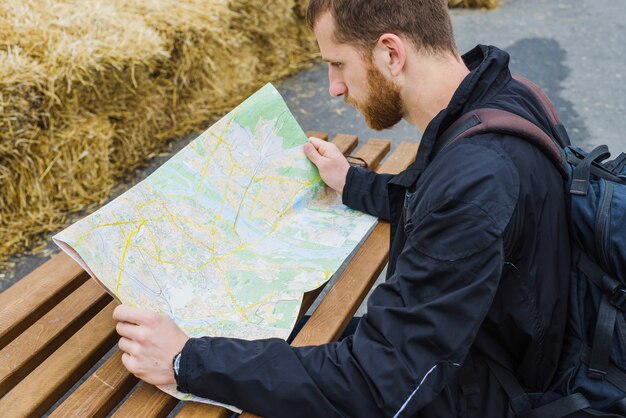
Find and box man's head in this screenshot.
[308,0,460,131]
[307,0,457,57]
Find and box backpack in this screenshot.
[438,74,626,417]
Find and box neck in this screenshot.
[401,52,470,133]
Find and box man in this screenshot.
[113,0,570,416]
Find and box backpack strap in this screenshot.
[605,152,626,173]
[484,357,592,418]
[518,394,591,418]
[582,345,626,391]
[435,107,567,177]
[570,145,612,195]
[577,252,626,379]
[483,357,531,414]
[512,74,571,148]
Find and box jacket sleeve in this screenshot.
[342,166,394,220]
[176,141,520,417]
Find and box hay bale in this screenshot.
[0,0,319,267]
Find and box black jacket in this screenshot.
[175,45,570,417]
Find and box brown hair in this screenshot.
[306,0,457,55]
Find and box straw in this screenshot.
[0,0,318,269]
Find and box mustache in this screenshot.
[344,94,357,107]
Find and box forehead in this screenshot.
[313,12,366,63]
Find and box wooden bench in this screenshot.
[0,132,418,418]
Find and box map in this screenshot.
[53,83,377,411]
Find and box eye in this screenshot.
[330,62,343,69]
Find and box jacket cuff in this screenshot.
[175,337,200,393]
[342,165,360,207]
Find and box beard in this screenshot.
[344,62,404,131]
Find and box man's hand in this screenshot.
[303,136,351,195]
[113,304,189,386]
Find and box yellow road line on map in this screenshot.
[215,263,251,323]
[219,166,236,216]
[233,174,256,231]
[111,212,128,241]
[213,244,246,261]
[130,242,216,271]
[267,177,321,234]
[249,185,263,214]
[73,216,165,246]
[196,111,238,193]
[142,183,217,255]
[213,165,245,248]
[183,289,284,334]
[115,220,146,295]
[254,176,311,184]
[210,214,219,256]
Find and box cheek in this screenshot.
[345,78,366,100]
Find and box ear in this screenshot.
[373,34,406,77]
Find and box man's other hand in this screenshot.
[113,304,189,386]
[303,136,351,195]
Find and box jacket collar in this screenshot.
[389,45,513,188]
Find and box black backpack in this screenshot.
[439,75,626,417]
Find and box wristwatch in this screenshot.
[172,352,182,379]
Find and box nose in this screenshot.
[328,66,347,97]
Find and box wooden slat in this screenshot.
[0,279,112,396]
[238,141,417,418]
[0,302,119,418]
[176,401,232,418]
[49,350,139,418]
[331,133,358,155]
[305,130,328,141]
[111,382,178,418]
[0,251,88,349]
[352,138,391,170]
[377,142,419,174]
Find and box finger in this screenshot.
[303,142,324,166]
[311,137,343,160]
[121,352,140,377]
[116,320,142,340]
[307,136,327,148]
[118,336,141,356]
[308,137,335,156]
[113,304,154,325]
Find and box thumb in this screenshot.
[303,141,324,166]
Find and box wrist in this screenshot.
[333,162,349,195]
